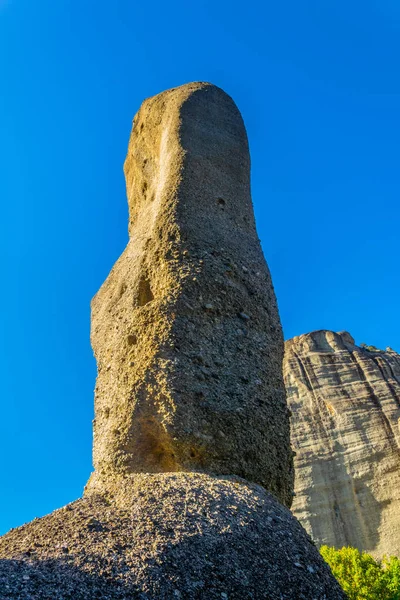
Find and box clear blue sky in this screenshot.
[0,0,399,534]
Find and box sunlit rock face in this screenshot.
[0,85,349,600]
[285,329,400,557]
[88,82,294,506]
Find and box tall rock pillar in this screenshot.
[0,84,347,600]
[88,82,293,506]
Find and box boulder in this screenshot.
[0,473,345,600]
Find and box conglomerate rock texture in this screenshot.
[0,84,345,599]
[284,329,400,558]
[0,473,346,600]
[88,82,293,505]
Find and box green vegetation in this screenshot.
[320,545,400,599]
[360,343,382,353]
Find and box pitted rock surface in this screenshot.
[0,473,345,600]
[89,82,293,505]
[0,84,345,598]
[285,329,400,557]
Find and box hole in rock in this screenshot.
[137,276,154,306]
[118,283,127,299]
[127,334,137,346]
[217,198,226,207]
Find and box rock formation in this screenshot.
[0,473,346,600]
[0,84,346,599]
[285,330,400,558]
[88,81,293,506]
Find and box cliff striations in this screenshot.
[0,84,345,599]
[285,330,400,558]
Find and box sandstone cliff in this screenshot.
[285,330,400,558]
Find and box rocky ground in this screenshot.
[0,473,345,599]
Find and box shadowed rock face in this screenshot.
[284,330,400,557]
[88,82,293,506]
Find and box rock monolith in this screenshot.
[0,84,346,600]
[285,329,400,557]
[87,82,293,506]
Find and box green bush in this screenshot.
[360,343,382,352]
[320,545,400,600]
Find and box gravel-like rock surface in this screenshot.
[0,473,345,599]
[91,82,293,506]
